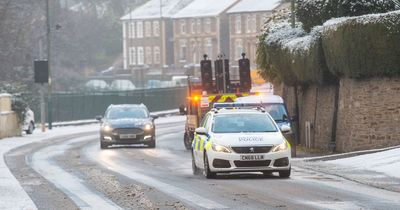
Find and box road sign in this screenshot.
[201,97,209,108]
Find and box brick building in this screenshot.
[171,0,240,69]
[121,0,193,71]
[226,0,288,69]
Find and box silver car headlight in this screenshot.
[102,123,113,132]
[272,140,289,152]
[144,123,153,131]
[212,143,231,153]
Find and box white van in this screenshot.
[235,94,292,131]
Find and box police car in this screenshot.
[191,106,291,178]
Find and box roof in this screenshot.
[227,0,282,14]
[235,94,284,104]
[173,0,239,18]
[121,0,193,20]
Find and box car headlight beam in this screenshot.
[272,140,289,152]
[212,143,231,153]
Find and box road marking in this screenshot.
[85,145,228,209]
[29,135,122,210]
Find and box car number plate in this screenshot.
[240,155,264,161]
[119,134,136,139]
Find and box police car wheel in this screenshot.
[203,152,216,179]
[192,152,200,175]
[279,168,291,178]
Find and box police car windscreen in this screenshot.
[212,114,278,133]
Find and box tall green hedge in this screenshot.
[322,11,400,78]
[257,11,400,85]
[257,23,335,85]
[297,0,399,32]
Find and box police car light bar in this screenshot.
[212,102,265,112]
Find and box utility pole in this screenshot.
[291,0,295,28]
[46,0,53,129]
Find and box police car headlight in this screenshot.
[272,140,289,152]
[212,143,231,153]
[144,123,153,131]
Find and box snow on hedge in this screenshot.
[264,9,400,54]
[323,9,400,32]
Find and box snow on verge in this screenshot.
[328,147,400,179]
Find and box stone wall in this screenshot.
[276,77,400,153]
[336,78,400,152]
[0,94,21,139]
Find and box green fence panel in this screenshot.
[49,87,187,122]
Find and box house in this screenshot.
[226,0,288,69]
[121,0,193,71]
[172,0,240,70]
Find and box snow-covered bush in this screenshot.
[258,22,335,85]
[339,0,398,16]
[297,0,399,32]
[322,10,400,78]
[257,10,400,85]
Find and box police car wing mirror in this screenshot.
[195,127,207,135]
[281,125,291,134]
[95,115,103,122]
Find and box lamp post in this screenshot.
[46,0,53,129]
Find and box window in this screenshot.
[204,38,213,59]
[145,21,152,37]
[251,14,257,32]
[129,47,136,65]
[154,47,160,64]
[179,39,187,60]
[137,21,143,38]
[204,18,211,33]
[180,20,186,34]
[191,41,197,64]
[191,19,196,34]
[145,47,152,64]
[200,113,210,128]
[235,39,243,59]
[153,21,160,37]
[235,15,241,34]
[196,19,201,33]
[246,15,251,33]
[137,47,144,65]
[129,22,135,38]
